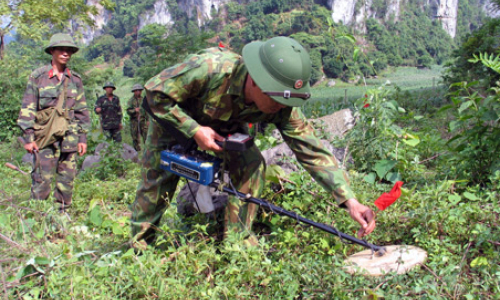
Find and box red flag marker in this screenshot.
[374,181,404,211]
[218,42,225,48]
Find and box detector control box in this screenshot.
[160,146,222,185]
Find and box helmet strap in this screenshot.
[263,91,311,100]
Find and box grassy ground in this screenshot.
[1,66,499,299]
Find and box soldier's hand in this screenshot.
[193,126,224,152]
[24,142,39,153]
[344,198,376,238]
[135,107,140,112]
[78,143,87,156]
[95,107,101,113]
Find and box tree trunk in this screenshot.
[0,34,4,60]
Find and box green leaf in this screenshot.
[265,164,286,184]
[470,257,489,267]
[384,101,397,110]
[89,206,103,226]
[449,120,461,132]
[353,48,360,61]
[402,138,420,147]
[448,193,461,205]
[373,160,397,180]
[34,257,51,265]
[364,172,376,184]
[385,172,402,183]
[462,191,479,201]
[336,33,356,44]
[15,265,38,280]
[112,222,124,235]
[458,100,474,114]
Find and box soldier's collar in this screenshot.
[48,65,71,79]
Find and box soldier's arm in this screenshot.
[94,97,103,114]
[146,61,211,139]
[72,75,91,144]
[277,107,355,206]
[126,97,137,116]
[117,97,123,121]
[17,73,39,143]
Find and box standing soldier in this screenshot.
[17,33,90,212]
[126,84,148,151]
[95,82,123,142]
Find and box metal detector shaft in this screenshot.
[211,182,383,252]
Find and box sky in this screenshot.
[1,15,15,44]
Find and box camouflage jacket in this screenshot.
[126,95,147,123]
[17,64,90,151]
[95,94,122,130]
[145,47,355,205]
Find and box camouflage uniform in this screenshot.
[95,94,123,142]
[130,47,355,243]
[126,95,148,151]
[18,65,90,206]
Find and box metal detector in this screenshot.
[160,134,427,276]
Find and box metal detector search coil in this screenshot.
[160,147,222,185]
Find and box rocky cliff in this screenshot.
[81,0,497,42]
[328,0,459,37]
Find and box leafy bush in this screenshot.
[442,54,500,185]
[340,84,425,183]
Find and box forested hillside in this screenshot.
[86,0,462,82]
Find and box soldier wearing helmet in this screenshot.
[17,33,90,212]
[95,82,123,142]
[126,84,148,151]
[130,37,376,247]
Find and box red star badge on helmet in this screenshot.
[294,80,303,89]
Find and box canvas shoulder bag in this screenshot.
[33,78,70,149]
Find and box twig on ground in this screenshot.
[453,241,473,299]
[487,240,500,246]
[418,153,442,165]
[0,232,26,253]
[0,264,9,300]
[421,263,452,298]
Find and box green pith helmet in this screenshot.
[103,82,116,90]
[242,36,312,107]
[44,33,79,54]
[131,84,144,92]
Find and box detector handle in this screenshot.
[215,133,254,151]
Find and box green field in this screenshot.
[304,65,445,117]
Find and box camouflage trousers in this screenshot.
[31,145,77,207]
[129,119,148,151]
[103,128,122,143]
[130,143,266,244]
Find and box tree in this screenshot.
[86,34,124,62]
[138,24,168,48]
[0,0,115,59]
[444,18,500,88]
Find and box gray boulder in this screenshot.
[81,142,138,171]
